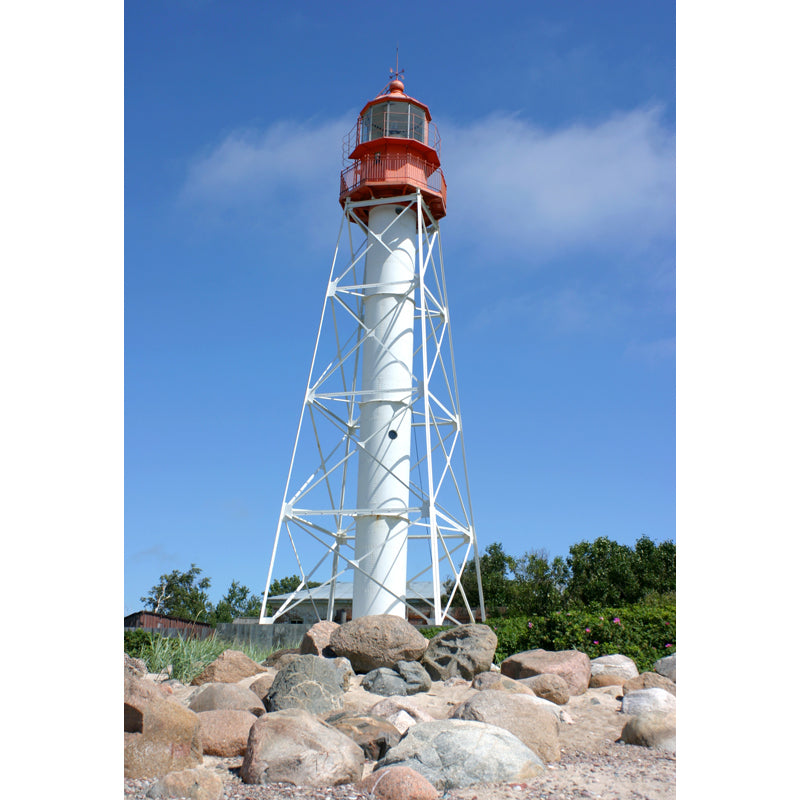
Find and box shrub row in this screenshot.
[421,601,675,673]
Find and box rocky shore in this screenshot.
[124,616,676,799]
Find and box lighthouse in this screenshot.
[260,74,484,626]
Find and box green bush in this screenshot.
[123,628,153,660]
[487,601,675,672]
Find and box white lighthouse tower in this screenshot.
[260,74,484,626]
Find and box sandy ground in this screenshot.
[125,676,675,800]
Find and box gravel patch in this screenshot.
[124,741,675,800]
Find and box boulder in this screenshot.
[323,712,402,760]
[421,623,498,681]
[590,673,628,688]
[621,687,677,717]
[363,660,432,696]
[191,649,265,686]
[328,615,428,673]
[262,647,300,667]
[125,653,148,678]
[269,652,303,671]
[450,691,561,762]
[396,660,432,693]
[653,653,676,683]
[300,619,340,656]
[589,654,639,687]
[188,682,266,716]
[241,708,364,787]
[517,673,571,705]
[266,654,345,714]
[246,673,275,704]
[620,711,676,752]
[363,667,411,697]
[369,697,436,733]
[145,768,223,800]
[501,649,591,696]
[357,766,439,800]
[376,719,544,791]
[472,671,535,695]
[384,709,417,735]
[196,709,257,757]
[124,673,203,779]
[623,671,676,696]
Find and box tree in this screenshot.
[566,537,638,607]
[210,580,262,623]
[268,574,321,596]
[633,535,676,599]
[140,564,212,622]
[508,549,566,616]
[565,535,676,607]
[448,542,515,613]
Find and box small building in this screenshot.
[124,610,214,639]
[264,582,479,626]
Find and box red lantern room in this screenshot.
[339,78,447,224]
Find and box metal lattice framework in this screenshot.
[260,189,485,626]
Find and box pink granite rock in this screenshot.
[300,619,340,656]
[501,649,591,696]
[357,765,439,800]
[124,673,203,779]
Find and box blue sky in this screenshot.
[123,1,676,614]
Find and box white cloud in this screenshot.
[179,106,674,260]
[440,106,675,259]
[179,114,353,241]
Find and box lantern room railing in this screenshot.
[339,153,447,206]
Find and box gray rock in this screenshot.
[621,687,676,717]
[328,614,428,673]
[653,653,676,683]
[331,656,355,691]
[241,708,364,787]
[421,623,497,681]
[363,659,433,696]
[188,682,266,717]
[266,654,345,714]
[450,690,561,762]
[363,667,410,697]
[396,660,432,693]
[376,719,544,791]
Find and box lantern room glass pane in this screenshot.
[361,101,428,143]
